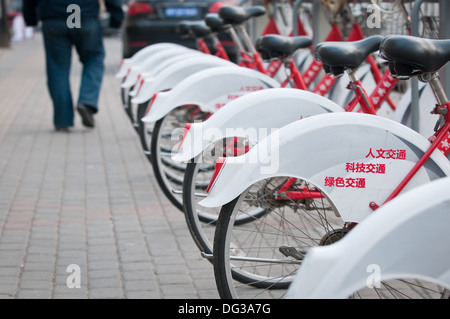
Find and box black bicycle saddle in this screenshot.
[256,34,312,60]
[218,5,266,25]
[204,13,225,33]
[380,35,450,79]
[314,35,383,76]
[189,22,212,38]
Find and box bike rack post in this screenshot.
[293,0,326,45]
[292,0,303,36]
[439,0,450,97]
[410,0,449,133]
[410,0,424,133]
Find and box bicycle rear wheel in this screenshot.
[121,86,134,125]
[349,279,449,299]
[136,101,153,161]
[213,178,450,299]
[150,105,209,211]
[183,161,266,257]
[213,176,343,299]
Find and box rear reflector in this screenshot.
[206,157,226,193]
[144,93,158,116]
[178,123,192,151]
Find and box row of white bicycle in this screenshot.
[116,4,450,299]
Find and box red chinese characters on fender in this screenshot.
[215,86,265,110]
[365,148,406,160]
[324,148,407,189]
[324,176,366,188]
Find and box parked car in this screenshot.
[122,0,238,60]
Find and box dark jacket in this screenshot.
[23,0,124,28]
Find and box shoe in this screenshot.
[76,104,95,128]
[55,127,70,132]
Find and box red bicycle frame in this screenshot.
[379,100,450,206]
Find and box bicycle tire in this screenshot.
[129,94,140,133]
[150,105,210,211]
[150,111,186,211]
[121,86,134,124]
[349,278,449,299]
[136,101,152,162]
[183,161,266,257]
[213,177,343,299]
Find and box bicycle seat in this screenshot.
[190,22,212,38]
[205,13,226,33]
[314,35,383,76]
[255,34,312,60]
[177,21,194,37]
[380,35,450,79]
[218,5,266,25]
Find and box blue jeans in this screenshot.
[42,19,105,128]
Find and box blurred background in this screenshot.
[0,0,447,88]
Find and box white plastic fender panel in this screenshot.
[131,55,237,104]
[173,88,345,162]
[200,112,450,223]
[121,47,199,89]
[128,52,213,98]
[116,43,186,79]
[141,66,281,123]
[286,176,450,299]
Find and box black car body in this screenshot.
[122,0,237,59]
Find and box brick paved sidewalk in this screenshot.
[0,34,218,299]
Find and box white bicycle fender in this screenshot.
[128,51,211,98]
[200,112,450,223]
[141,66,281,123]
[173,88,345,162]
[128,53,189,98]
[121,47,198,89]
[131,55,236,104]
[116,43,186,79]
[286,176,450,299]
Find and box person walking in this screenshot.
[23,0,124,131]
